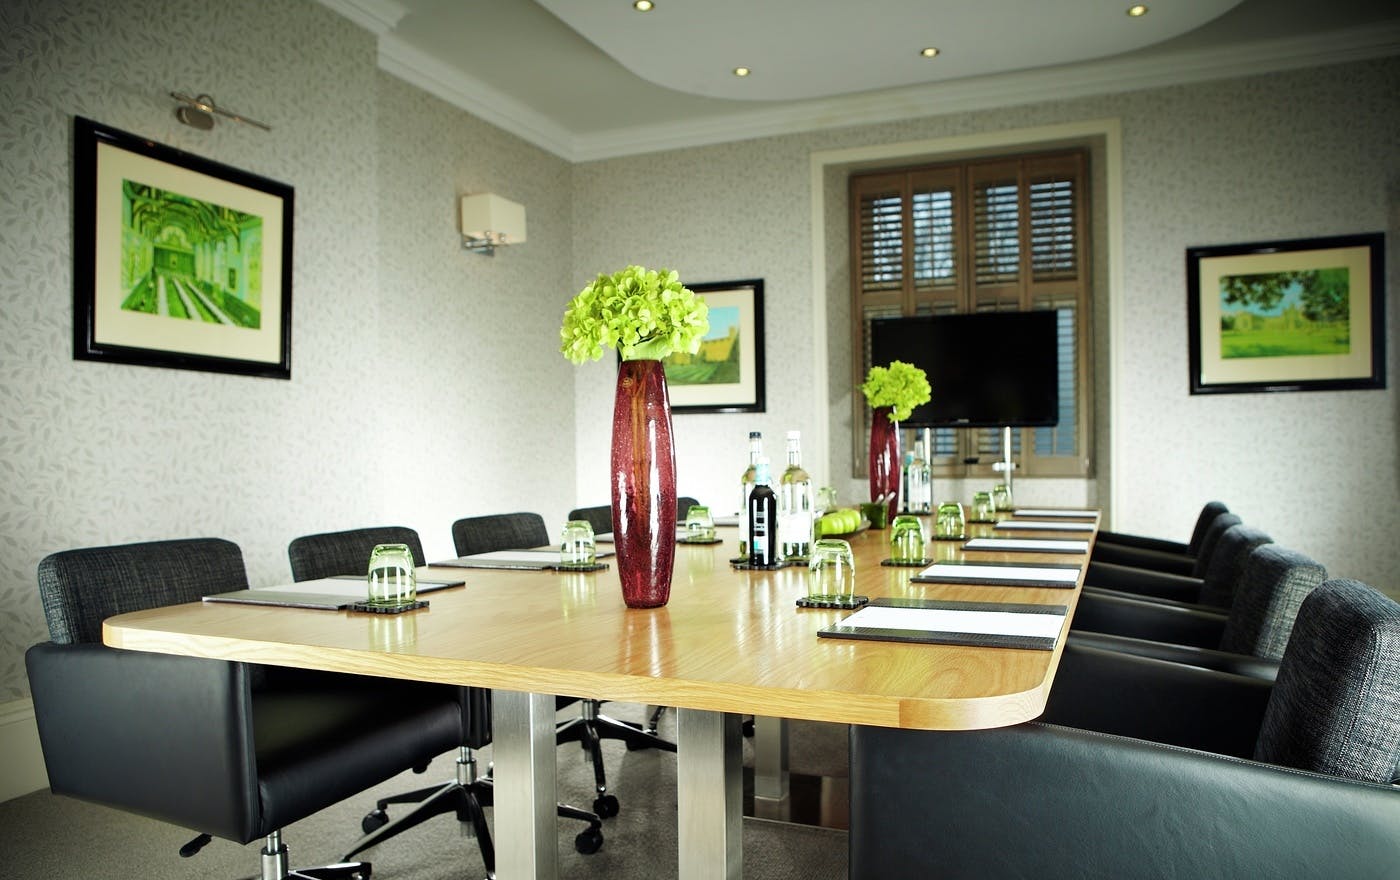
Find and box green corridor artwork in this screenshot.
[120,180,264,330]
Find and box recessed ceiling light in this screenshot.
[920,47,940,58]
[733,67,751,77]
[1126,4,1148,16]
[632,0,653,11]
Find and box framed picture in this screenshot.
[73,116,294,379]
[1187,233,1385,395]
[663,278,765,413]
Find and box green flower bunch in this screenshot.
[560,265,710,363]
[861,360,932,422]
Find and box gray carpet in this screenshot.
[1,705,848,880]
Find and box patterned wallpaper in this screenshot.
[0,0,574,702]
[574,57,1399,596]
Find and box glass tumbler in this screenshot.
[889,515,926,562]
[684,505,716,542]
[559,519,597,566]
[970,491,997,522]
[807,539,857,605]
[991,483,1014,511]
[366,543,417,608]
[935,502,966,539]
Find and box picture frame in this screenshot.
[663,278,766,413]
[73,116,294,379]
[1186,233,1385,395]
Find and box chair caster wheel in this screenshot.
[742,719,755,737]
[362,809,389,834]
[592,794,620,818]
[575,827,604,854]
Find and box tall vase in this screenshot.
[869,406,900,522]
[610,359,677,608]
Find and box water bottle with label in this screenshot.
[747,457,780,566]
[737,431,763,559]
[778,430,814,560]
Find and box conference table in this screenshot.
[103,508,1098,879]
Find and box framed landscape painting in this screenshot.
[73,116,294,379]
[663,278,765,413]
[1186,233,1384,395]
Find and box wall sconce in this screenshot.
[460,193,526,256]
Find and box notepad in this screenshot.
[1013,508,1097,518]
[432,549,611,570]
[912,561,1081,588]
[995,520,1097,532]
[963,537,1089,554]
[819,598,1067,650]
[203,574,463,610]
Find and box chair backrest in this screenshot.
[37,538,247,645]
[1195,523,1271,608]
[1191,512,1242,578]
[288,526,426,581]
[1186,501,1230,556]
[1254,578,1400,784]
[1218,545,1326,659]
[451,512,550,557]
[567,505,612,536]
[676,496,701,522]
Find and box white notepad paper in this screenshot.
[1014,508,1097,518]
[918,562,1080,584]
[995,520,1097,532]
[964,537,1090,553]
[839,605,1065,640]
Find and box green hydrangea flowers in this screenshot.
[561,266,710,363]
[861,360,932,422]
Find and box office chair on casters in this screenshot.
[25,538,464,880]
[287,526,605,871]
[851,577,1400,879]
[451,512,677,818]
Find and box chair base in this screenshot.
[263,832,370,880]
[557,700,677,817]
[341,749,604,875]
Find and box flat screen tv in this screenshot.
[868,311,1061,428]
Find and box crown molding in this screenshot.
[377,35,579,160]
[328,8,1399,163]
[314,0,407,35]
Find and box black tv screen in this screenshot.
[869,311,1061,428]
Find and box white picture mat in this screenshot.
[664,286,758,407]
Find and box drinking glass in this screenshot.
[684,505,716,542]
[889,515,926,563]
[366,543,417,607]
[991,483,1014,511]
[815,486,838,517]
[807,538,857,604]
[559,519,597,566]
[934,501,966,540]
[970,491,997,522]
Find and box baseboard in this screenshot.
[0,698,49,802]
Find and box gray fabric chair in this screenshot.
[26,538,463,880]
[850,578,1400,879]
[1069,544,1325,680]
[1081,518,1269,608]
[568,496,703,537]
[1091,500,1229,576]
[450,512,676,818]
[287,526,603,870]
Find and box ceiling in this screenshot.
[320,0,1400,161]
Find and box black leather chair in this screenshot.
[1068,543,1325,680]
[286,526,603,870]
[25,537,464,880]
[450,512,676,818]
[1090,500,1228,575]
[850,578,1400,879]
[1081,518,1268,607]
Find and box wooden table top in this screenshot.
[104,513,1097,732]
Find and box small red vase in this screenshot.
[610,359,677,608]
[868,406,900,522]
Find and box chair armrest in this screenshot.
[1068,631,1281,682]
[1095,529,1189,555]
[26,642,258,841]
[851,721,1400,880]
[1044,643,1272,757]
[1091,541,1195,576]
[1085,561,1204,602]
[1070,590,1228,647]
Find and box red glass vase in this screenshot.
[610,359,677,608]
[868,406,900,522]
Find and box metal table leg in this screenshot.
[492,690,558,879]
[752,715,790,819]
[676,708,742,880]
